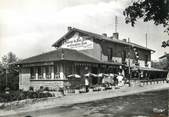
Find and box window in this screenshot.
[45,66,51,79]
[30,67,35,79]
[38,67,43,79]
[145,55,148,67]
[54,65,60,79]
[122,49,127,64]
[107,48,113,61]
[45,66,49,78]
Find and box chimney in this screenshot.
[122,39,127,42]
[67,26,72,31]
[102,33,107,37]
[113,32,119,40]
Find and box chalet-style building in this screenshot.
[17,27,167,91]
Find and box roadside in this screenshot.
[0,82,169,117]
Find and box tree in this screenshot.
[123,0,169,34]
[1,52,19,72]
[0,52,19,91]
[1,52,18,67]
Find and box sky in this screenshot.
[0,0,168,61]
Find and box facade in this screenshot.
[159,53,169,70]
[53,27,153,68]
[17,27,167,91]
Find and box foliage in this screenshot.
[0,52,19,91]
[123,0,169,34]
[0,90,53,103]
[162,40,169,48]
[1,52,19,72]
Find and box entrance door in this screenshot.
[91,66,98,85]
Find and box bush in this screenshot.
[44,87,49,91]
[29,86,34,92]
[31,92,38,99]
[0,89,54,103]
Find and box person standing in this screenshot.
[166,71,169,83]
[85,77,89,92]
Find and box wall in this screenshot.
[81,39,151,67]
[19,68,30,91]
[58,32,151,67]
[19,64,66,91]
[80,40,102,60]
[30,80,64,90]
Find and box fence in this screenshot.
[130,78,167,86]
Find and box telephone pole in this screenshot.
[146,33,148,48]
[128,38,131,87]
[115,16,118,33]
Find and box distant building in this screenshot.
[159,53,169,60]
[159,53,169,70]
[17,27,167,91]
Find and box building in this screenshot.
[17,27,167,91]
[159,53,169,60]
[158,53,169,70]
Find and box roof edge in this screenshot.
[52,27,155,52]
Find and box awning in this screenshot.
[99,61,123,66]
[132,66,168,72]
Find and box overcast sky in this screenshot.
[0,0,168,61]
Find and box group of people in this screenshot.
[84,72,126,92]
[101,73,125,87]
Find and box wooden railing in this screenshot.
[140,78,166,85]
[130,78,167,85]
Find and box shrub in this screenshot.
[38,86,44,93]
[0,89,54,103]
[46,92,52,97]
[44,87,49,91]
[39,93,45,98]
[31,92,38,99]
[29,86,34,92]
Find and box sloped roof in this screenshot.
[17,48,101,64]
[132,66,168,72]
[52,27,155,52]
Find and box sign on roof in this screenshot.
[61,32,93,50]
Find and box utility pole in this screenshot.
[5,68,8,88]
[115,16,118,33]
[146,33,147,48]
[5,65,9,94]
[128,38,131,87]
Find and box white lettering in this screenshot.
[61,33,93,50]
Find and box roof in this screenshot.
[17,48,101,64]
[100,61,122,66]
[159,54,169,59]
[52,27,155,52]
[132,66,168,72]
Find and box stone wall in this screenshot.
[19,68,30,91]
[30,80,65,90]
